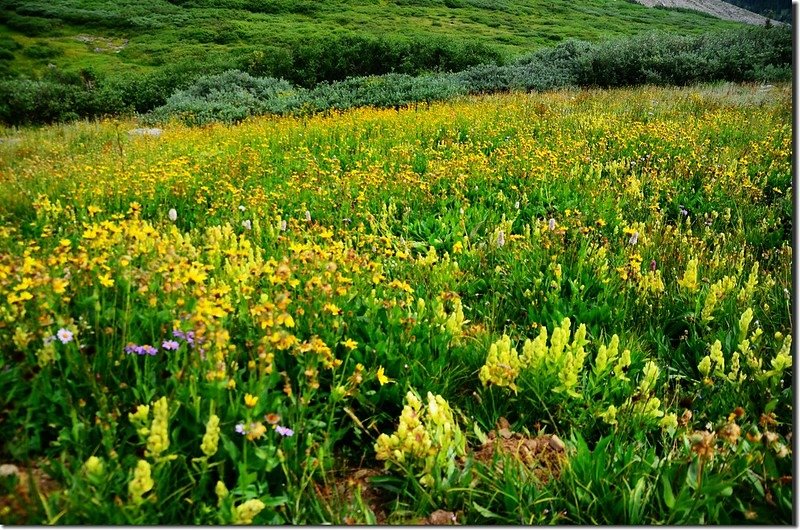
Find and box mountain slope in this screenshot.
[631,0,785,25]
[0,0,742,81]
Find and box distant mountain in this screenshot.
[632,0,787,25]
[723,0,791,23]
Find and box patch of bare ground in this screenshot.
[0,463,60,523]
[473,417,567,483]
[631,0,783,26]
[315,467,392,524]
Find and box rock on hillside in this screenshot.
[632,0,784,25]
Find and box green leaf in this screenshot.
[472,502,500,519]
[661,475,675,509]
[473,422,488,445]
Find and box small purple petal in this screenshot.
[235,423,246,435]
[275,425,294,437]
[162,340,179,351]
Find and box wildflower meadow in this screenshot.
[0,82,793,524]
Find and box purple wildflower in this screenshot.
[141,345,157,356]
[124,343,139,354]
[275,425,294,437]
[235,423,246,435]
[162,340,179,351]
[172,329,186,340]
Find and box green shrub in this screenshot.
[0,78,87,124]
[144,70,307,125]
[21,42,62,60]
[308,73,466,112]
[2,14,60,35]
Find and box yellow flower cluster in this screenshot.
[200,414,221,457]
[233,499,266,524]
[128,459,154,505]
[478,335,521,392]
[677,257,700,292]
[593,334,631,382]
[480,318,588,397]
[700,275,736,323]
[146,397,171,459]
[374,390,465,487]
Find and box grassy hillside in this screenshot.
[0,0,741,82]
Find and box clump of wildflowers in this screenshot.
[593,334,620,376]
[737,262,759,303]
[701,276,736,323]
[275,425,294,437]
[374,390,465,488]
[677,257,700,292]
[83,455,105,483]
[478,335,521,392]
[215,481,229,505]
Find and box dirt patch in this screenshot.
[0,463,60,524]
[74,34,129,53]
[631,0,783,26]
[315,467,391,524]
[473,418,567,483]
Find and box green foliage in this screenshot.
[145,70,306,126]
[137,26,791,126]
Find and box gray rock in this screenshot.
[128,128,163,137]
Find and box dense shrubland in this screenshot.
[145,26,791,126]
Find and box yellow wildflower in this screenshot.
[200,414,221,457]
[128,459,154,504]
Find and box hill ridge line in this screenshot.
[631,0,785,25]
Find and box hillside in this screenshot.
[0,0,742,82]
[632,0,786,25]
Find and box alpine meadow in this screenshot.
[0,0,793,525]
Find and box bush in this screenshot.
[21,42,62,60]
[0,78,88,124]
[307,73,466,112]
[144,70,307,125]
[2,14,60,35]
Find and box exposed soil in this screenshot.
[473,417,567,483]
[74,34,129,53]
[0,463,60,524]
[631,0,784,26]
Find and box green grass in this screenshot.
[0,0,742,81]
